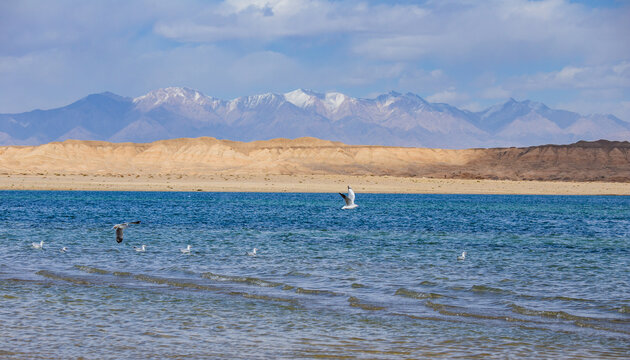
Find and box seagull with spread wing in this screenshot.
[112,221,141,243]
[339,185,358,209]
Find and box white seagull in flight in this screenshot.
[339,185,358,209]
[112,221,141,243]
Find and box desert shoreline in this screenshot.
[1,174,629,195]
[2,137,630,195]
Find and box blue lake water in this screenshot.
[1,191,629,359]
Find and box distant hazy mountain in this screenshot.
[1,87,629,148]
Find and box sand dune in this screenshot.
[1,137,629,194]
[2,137,629,180]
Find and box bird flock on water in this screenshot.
[30,185,467,260]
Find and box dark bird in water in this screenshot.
[112,221,141,243]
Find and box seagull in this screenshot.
[180,245,191,254]
[339,185,358,209]
[60,247,67,253]
[457,251,467,261]
[247,248,258,257]
[112,221,141,243]
[134,244,146,252]
[32,241,44,249]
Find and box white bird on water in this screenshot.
[339,185,358,209]
[180,245,191,254]
[247,248,258,257]
[32,241,44,249]
[60,247,67,253]
[112,221,141,243]
[134,244,146,252]
[457,251,467,261]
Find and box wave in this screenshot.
[113,271,132,277]
[284,271,312,278]
[73,266,347,302]
[471,285,515,295]
[295,287,340,297]
[133,274,297,304]
[509,303,629,325]
[227,291,298,304]
[200,271,347,298]
[74,265,130,277]
[509,303,591,322]
[395,288,444,299]
[423,301,523,323]
[74,265,110,275]
[35,270,93,286]
[347,296,385,311]
[201,272,282,288]
[518,293,596,303]
[38,267,298,305]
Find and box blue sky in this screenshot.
[1,0,628,120]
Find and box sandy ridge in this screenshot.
[1,137,629,194]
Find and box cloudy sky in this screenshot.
[1,0,629,119]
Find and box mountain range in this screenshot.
[1,87,629,148]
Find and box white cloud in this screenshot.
[459,102,485,112]
[396,68,453,96]
[146,0,630,69]
[512,62,630,91]
[426,89,470,104]
[0,0,628,118]
[154,0,387,42]
[480,86,511,100]
[352,0,628,64]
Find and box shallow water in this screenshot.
[1,191,629,359]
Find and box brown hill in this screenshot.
[1,137,629,182]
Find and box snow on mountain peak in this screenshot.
[323,92,348,112]
[226,92,286,110]
[2,86,628,149]
[284,89,320,108]
[376,91,403,107]
[283,89,349,112]
[133,87,212,110]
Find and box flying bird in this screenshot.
[60,247,67,253]
[339,185,358,209]
[112,221,141,243]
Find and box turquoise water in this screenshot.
[1,191,629,359]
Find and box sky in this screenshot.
[1,0,629,120]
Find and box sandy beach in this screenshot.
[1,173,629,195]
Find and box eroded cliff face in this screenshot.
[457,141,630,181]
[1,137,629,182]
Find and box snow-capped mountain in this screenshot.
[1,87,628,148]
